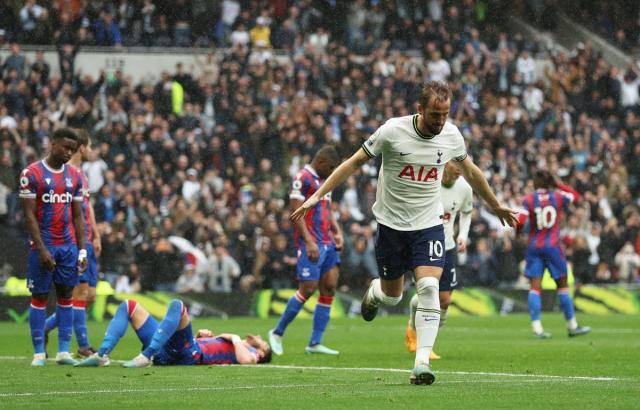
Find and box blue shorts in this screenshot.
[143,320,198,366]
[79,244,98,287]
[525,246,567,280]
[296,242,340,281]
[27,245,79,294]
[439,249,458,292]
[375,224,445,280]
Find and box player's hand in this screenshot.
[290,195,320,222]
[39,249,56,272]
[77,249,88,273]
[305,241,320,262]
[196,329,214,338]
[93,237,102,257]
[334,232,344,251]
[492,205,520,227]
[457,237,467,253]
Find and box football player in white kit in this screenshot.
[405,161,473,359]
[291,81,519,385]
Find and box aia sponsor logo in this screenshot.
[42,190,73,203]
[398,165,438,182]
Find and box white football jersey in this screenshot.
[362,115,467,231]
[441,177,473,250]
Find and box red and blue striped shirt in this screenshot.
[194,337,257,365]
[19,160,83,248]
[519,184,579,249]
[290,165,333,248]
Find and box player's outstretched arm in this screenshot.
[457,157,519,227]
[291,148,370,221]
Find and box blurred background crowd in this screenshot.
[0,0,639,294]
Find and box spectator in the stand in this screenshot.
[200,243,241,293]
[176,264,205,294]
[249,16,270,48]
[140,0,157,47]
[260,233,296,290]
[94,10,122,47]
[2,43,26,80]
[83,149,108,194]
[19,0,48,44]
[341,226,377,290]
[115,262,142,293]
[468,238,497,286]
[614,242,640,283]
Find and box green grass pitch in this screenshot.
[0,314,638,409]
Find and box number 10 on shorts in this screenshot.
[429,240,443,258]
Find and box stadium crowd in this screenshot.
[1,0,639,293]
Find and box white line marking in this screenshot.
[0,384,347,398]
[0,378,619,398]
[249,364,623,381]
[0,356,626,382]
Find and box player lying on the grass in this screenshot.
[75,299,272,367]
[405,161,473,358]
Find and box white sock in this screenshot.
[567,317,578,330]
[409,294,419,329]
[415,277,440,366]
[370,278,402,306]
[532,320,544,334]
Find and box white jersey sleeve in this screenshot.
[362,121,390,158]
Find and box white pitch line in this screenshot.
[0,378,619,398]
[0,383,347,398]
[245,364,623,381]
[0,356,625,382]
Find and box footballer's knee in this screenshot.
[55,284,74,299]
[31,293,48,303]
[86,288,97,304]
[555,276,568,289]
[298,282,318,299]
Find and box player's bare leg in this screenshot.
[306,267,339,355]
[411,266,442,385]
[361,276,404,321]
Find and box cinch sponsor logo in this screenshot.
[42,190,73,203]
[398,165,438,182]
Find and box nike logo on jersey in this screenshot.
[429,257,441,262]
[45,178,51,185]
[400,152,410,156]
